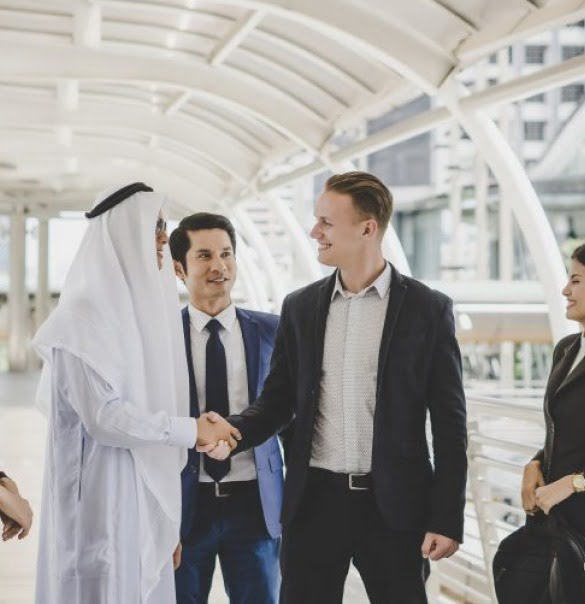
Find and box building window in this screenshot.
[524,121,546,141]
[561,84,585,103]
[562,46,585,61]
[488,78,498,87]
[526,93,545,103]
[488,53,497,64]
[525,45,547,64]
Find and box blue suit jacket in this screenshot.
[180,306,284,539]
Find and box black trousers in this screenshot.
[280,468,429,604]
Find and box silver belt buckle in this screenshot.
[348,473,369,491]
[214,482,230,498]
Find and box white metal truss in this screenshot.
[440,78,574,341]
[1,0,584,349]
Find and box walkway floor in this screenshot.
[0,371,370,603]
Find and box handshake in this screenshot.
[195,412,240,461]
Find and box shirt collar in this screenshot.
[331,262,392,301]
[188,302,237,333]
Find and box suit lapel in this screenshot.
[182,307,200,417]
[236,308,260,403]
[553,335,585,397]
[376,265,408,393]
[313,273,337,387]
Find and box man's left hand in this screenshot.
[535,475,575,514]
[421,532,459,561]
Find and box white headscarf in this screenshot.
[33,187,189,600]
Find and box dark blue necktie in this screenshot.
[204,319,230,482]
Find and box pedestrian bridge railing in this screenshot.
[428,391,545,604]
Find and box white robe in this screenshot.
[36,349,195,604]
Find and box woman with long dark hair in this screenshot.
[519,242,585,601]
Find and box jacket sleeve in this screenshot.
[228,296,296,452]
[56,349,196,449]
[426,297,468,543]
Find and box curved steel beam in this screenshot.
[0,41,329,153]
[234,234,271,311]
[0,139,224,197]
[530,98,585,179]
[232,205,287,308]
[440,80,573,341]
[101,0,454,92]
[0,98,259,184]
[382,224,412,277]
[0,139,223,208]
[267,194,323,283]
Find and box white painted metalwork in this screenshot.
[0,0,583,366]
[36,217,50,329]
[382,225,412,277]
[234,235,271,311]
[428,391,545,604]
[8,209,27,371]
[232,205,287,309]
[268,194,323,284]
[440,79,573,341]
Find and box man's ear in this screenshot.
[363,219,378,239]
[173,260,186,281]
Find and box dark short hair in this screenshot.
[572,243,585,266]
[169,212,236,272]
[325,171,393,234]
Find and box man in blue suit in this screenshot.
[169,213,283,604]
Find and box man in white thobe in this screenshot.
[32,183,240,604]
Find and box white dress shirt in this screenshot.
[310,263,391,473]
[569,333,585,375]
[188,303,257,482]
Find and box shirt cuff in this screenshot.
[168,417,197,448]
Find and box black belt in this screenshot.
[200,480,258,498]
[309,467,372,491]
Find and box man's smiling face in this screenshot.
[309,189,370,269]
[177,228,236,303]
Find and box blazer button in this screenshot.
[190,464,198,474]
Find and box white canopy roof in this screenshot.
[0,0,583,212]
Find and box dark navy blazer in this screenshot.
[180,306,284,540]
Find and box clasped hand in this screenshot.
[195,411,240,461]
[521,460,575,515]
[0,477,33,541]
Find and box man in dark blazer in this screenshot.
[204,172,468,603]
[170,213,284,604]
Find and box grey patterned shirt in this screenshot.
[310,263,391,473]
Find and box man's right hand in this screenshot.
[196,411,241,451]
[521,460,545,514]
